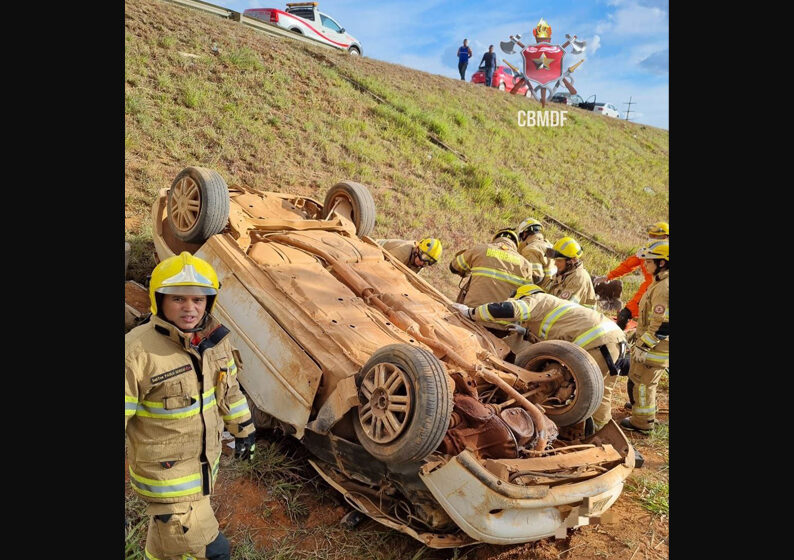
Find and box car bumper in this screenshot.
[418,435,634,544]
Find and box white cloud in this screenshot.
[588,35,602,56]
[595,2,667,36]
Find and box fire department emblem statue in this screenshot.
[500,18,586,107]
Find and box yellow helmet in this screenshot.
[493,228,519,247]
[416,238,442,264]
[517,217,543,236]
[513,283,545,299]
[647,221,669,238]
[549,237,583,259]
[637,240,669,261]
[149,251,219,315]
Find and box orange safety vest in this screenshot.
[607,255,652,317]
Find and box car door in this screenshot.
[319,13,349,48]
[502,67,514,89]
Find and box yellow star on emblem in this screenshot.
[531,53,553,70]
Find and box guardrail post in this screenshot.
[230,11,242,22]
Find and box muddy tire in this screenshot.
[321,181,376,238]
[353,344,452,464]
[167,167,229,243]
[514,340,604,427]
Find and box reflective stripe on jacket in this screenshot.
[518,234,555,284]
[450,239,533,307]
[635,269,669,366]
[471,292,626,351]
[125,314,254,504]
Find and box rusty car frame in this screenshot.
[148,166,636,548]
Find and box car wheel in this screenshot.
[348,46,360,56]
[167,167,229,244]
[353,344,452,465]
[321,181,376,238]
[498,82,506,91]
[514,340,604,427]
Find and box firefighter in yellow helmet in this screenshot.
[449,228,534,310]
[450,283,628,433]
[620,241,669,434]
[594,221,669,330]
[516,217,555,284]
[543,237,596,308]
[125,252,255,560]
[376,237,442,274]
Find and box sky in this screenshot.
[222,0,669,129]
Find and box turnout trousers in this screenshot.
[144,497,229,560]
[589,342,623,429]
[628,358,665,430]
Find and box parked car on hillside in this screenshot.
[244,2,362,55]
[148,166,636,548]
[593,103,620,118]
[549,92,584,107]
[471,65,530,96]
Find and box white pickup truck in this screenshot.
[245,2,363,55]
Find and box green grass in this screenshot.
[124,491,148,560]
[626,473,669,516]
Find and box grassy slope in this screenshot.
[125,0,668,298]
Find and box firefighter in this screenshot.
[451,283,627,431]
[125,252,256,560]
[544,236,596,308]
[620,240,669,434]
[594,222,669,330]
[377,237,442,274]
[449,228,534,308]
[516,217,555,284]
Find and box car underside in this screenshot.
[149,166,635,547]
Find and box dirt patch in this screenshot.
[125,281,150,314]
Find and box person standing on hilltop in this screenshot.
[457,39,473,80]
[479,45,498,87]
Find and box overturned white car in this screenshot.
[149,166,636,547]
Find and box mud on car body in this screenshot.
[150,166,636,548]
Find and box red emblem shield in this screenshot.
[521,44,564,86]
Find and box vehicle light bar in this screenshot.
[286,2,318,6]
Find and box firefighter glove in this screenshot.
[615,355,631,376]
[632,344,649,364]
[234,433,256,462]
[451,303,471,318]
